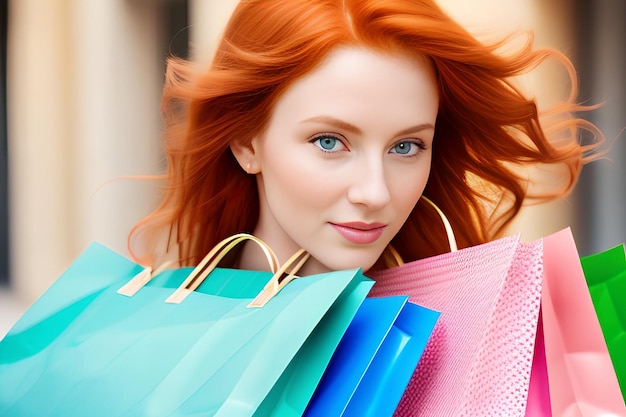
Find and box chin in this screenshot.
[311,251,381,275]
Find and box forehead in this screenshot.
[269,47,439,125]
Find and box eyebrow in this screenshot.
[301,115,434,137]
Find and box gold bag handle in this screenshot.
[421,196,458,252]
[247,249,311,308]
[165,233,281,304]
[117,259,178,297]
[384,196,458,268]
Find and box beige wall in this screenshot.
[8,0,73,303]
[189,0,238,65]
[6,0,576,304]
[8,0,163,302]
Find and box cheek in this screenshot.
[390,163,431,214]
[262,152,341,215]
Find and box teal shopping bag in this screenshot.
[304,296,440,417]
[0,237,372,417]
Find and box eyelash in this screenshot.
[309,133,427,157]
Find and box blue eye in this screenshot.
[318,137,338,150]
[390,141,416,155]
[312,135,346,152]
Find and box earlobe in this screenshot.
[230,136,261,174]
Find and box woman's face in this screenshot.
[238,47,439,274]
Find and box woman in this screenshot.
[130,0,600,275]
[122,1,611,415]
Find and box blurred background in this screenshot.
[0,0,624,335]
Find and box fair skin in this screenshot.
[231,47,439,275]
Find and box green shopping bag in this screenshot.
[580,244,626,402]
[0,234,373,417]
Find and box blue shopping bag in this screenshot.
[0,236,372,417]
[305,296,439,417]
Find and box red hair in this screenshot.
[130,0,601,267]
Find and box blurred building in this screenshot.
[0,0,623,305]
[572,0,626,258]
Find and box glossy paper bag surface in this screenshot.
[305,296,439,417]
[580,244,626,403]
[0,242,372,417]
[542,229,625,416]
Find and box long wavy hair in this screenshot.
[130,0,600,267]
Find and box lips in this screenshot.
[330,222,387,245]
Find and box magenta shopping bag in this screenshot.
[524,313,552,416]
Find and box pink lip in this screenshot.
[331,222,387,245]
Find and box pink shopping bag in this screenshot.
[541,228,625,416]
[370,235,543,416]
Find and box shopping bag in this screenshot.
[304,296,440,417]
[0,234,373,417]
[524,312,552,416]
[542,229,625,416]
[369,234,544,416]
[580,244,626,402]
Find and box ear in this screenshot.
[229,136,261,174]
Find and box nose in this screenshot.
[347,156,391,209]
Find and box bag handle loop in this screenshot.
[384,196,458,268]
[165,233,280,304]
[421,196,458,252]
[247,249,311,308]
[119,233,279,299]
